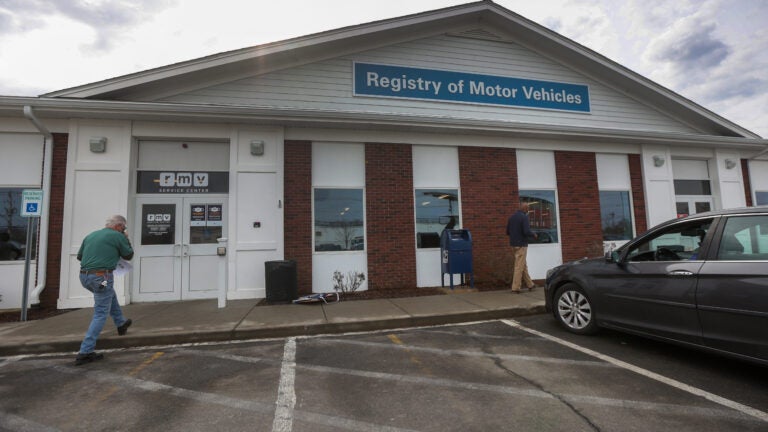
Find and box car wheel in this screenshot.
[554,283,598,335]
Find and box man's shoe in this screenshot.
[117,319,132,336]
[75,352,104,366]
[511,289,522,294]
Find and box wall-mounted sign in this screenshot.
[353,62,590,113]
[189,203,224,244]
[141,204,175,245]
[137,171,229,194]
[207,204,223,227]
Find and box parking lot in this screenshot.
[1,315,766,431]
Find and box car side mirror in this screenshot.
[605,250,621,263]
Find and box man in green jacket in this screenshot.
[75,215,134,366]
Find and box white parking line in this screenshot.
[313,338,610,367]
[0,411,60,432]
[501,319,768,423]
[272,337,297,432]
[178,347,753,422]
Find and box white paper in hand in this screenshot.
[114,259,133,276]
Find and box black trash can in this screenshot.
[265,260,298,303]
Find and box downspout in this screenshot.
[22,106,53,306]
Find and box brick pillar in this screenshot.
[39,133,68,309]
[741,159,753,207]
[628,154,648,235]
[365,143,416,290]
[458,146,518,285]
[555,151,603,261]
[284,140,313,295]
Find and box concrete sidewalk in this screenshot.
[0,289,545,356]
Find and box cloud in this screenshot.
[648,21,731,71]
[0,0,175,52]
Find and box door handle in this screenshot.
[182,244,189,257]
[667,270,694,276]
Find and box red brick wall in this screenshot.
[628,154,648,235]
[365,143,416,290]
[39,133,68,308]
[284,141,313,295]
[458,146,518,283]
[555,151,603,261]
[741,159,753,207]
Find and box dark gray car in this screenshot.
[545,206,768,365]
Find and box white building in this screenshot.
[1,1,766,310]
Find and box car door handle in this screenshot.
[667,270,694,276]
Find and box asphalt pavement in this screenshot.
[0,288,545,356]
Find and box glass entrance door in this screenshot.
[676,197,713,218]
[133,196,227,302]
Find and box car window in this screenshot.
[715,215,768,261]
[626,219,713,262]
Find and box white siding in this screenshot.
[161,35,698,134]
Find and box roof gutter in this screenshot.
[22,106,53,306]
[748,146,768,160]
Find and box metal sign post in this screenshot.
[20,189,43,321]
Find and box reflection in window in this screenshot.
[599,191,633,241]
[520,190,558,244]
[0,188,38,261]
[717,215,768,260]
[314,188,364,252]
[756,191,768,206]
[627,219,712,262]
[415,189,460,248]
[674,179,712,195]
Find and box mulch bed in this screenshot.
[258,284,508,306]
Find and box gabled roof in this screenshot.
[43,0,758,138]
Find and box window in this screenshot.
[716,215,768,261]
[314,188,364,252]
[626,219,712,262]
[756,191,768,206]
[520,190,558,244]
[0,188,37,261]
[673,180,712,195]
[672,160,713,217]
[415,188,460,248]
[599,191,633,241]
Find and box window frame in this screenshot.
[414,188,461,249]
[312,187,366,253]
[518,189,560,245]
[598,189,635,241]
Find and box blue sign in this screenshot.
[353,62,590,113]
[21,189,43,217]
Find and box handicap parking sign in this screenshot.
[21,189,43,217]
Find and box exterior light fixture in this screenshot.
[250,140,265,156]
[89,137,107,153]
[725,159,737,170]
[652,155,665,167]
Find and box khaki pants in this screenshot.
[511,246,534,291]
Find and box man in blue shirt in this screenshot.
[506,202,537,293]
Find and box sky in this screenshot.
[0,0,766,137]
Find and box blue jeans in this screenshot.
[78,272,127,354]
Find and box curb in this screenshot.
[0,304,545,356]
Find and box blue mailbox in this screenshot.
[440,229,474,289]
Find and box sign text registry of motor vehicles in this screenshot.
[354,62,590,113]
